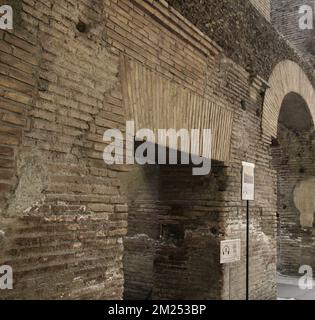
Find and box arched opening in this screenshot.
[271,92,315,299]
[262,60,315,299]
[278,93,314,132]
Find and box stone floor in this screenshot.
[277,274,315,300]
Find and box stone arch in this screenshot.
[262,60,315,138]
[269,61,315,280]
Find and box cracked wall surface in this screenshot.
[0,0,125,299]
[5,148,49,216]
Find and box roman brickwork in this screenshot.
[0,0,125,299]
[272,124,315,276]
[0,0,314,300]
[123,163,225,300]
[271,0,315,277]
[272,0,315,68]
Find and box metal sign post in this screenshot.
[246,200,249,300]
[241,162,255,301]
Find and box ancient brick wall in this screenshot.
[122,166,160,300]
[106,0,280,300]
[272,125,315,276]
[167,0,315,83]
[154,164,225,300]
[0,0,314,300]
[0,0,126,299]
[271,0,315,68]
[271,0,315,276]
[124,164,225,300]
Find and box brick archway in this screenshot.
[269,60,315,287]
[262,60,315,138]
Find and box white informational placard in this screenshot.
[242,162,255,201]
[220,239,241,264]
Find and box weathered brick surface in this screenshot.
[167,0,315,84]
[123,164,225,300]
[272,125,315,276]
[122,166,160,300]
[272,0,315,68]
[0,0,125,299]
[0,0,313,300]
[271,0,315,278]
